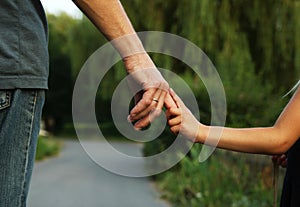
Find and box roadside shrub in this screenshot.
[156,145,284,207]
[35,136,61,161]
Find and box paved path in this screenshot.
[27,140,169,207]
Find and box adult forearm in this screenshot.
[73,0,134,39]
[73,0,146,59]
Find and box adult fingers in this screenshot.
[129,87,163,122]
[132,107,162,130]
[147,90,167,123]
[129,87,167,129]
[129,88,157,120]
[155,90,166,114]
[133,91,143,105]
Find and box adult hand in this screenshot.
[72,2,177,130]
[124,53,173,130]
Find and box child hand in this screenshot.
[165,88,200,142]
[272,154,287,168]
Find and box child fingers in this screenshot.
[165,108,181,120]
[165,110,172,120]
[170,125,180,135]
[169,88,185,108]
[168,116,181,126]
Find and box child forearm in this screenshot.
[198,124,291,155]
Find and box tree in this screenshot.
[43,14,75,133]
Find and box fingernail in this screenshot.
[127,115,132,122]
[131,113,137,117]
[170,88,174,94]
[134,126,141,131]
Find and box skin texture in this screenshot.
[72,0,177,129]
[166,87,300,156]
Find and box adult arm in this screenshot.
[72,0,176,129]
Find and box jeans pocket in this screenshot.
[0,90,11,110]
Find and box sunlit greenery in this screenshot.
[44,0,299,206]
[35,136,61,160]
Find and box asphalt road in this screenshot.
[27,140,170,207]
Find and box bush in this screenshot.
[155,145,284,207]
[35,136,61,161]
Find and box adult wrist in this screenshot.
[111,33,146,59]
[122,53,156,73]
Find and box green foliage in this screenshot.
[43,14,75,133]
[45,1,298,130]
[121,1,296,206]
[121,0,292,129]
[35,136,61,160]
[156,146,283,207]
[67,16,107,78]
[45,1,298,206]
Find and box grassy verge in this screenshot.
[153,146,285,207]
[35,135,62,161]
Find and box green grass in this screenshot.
[153,146,285,207]
[35,136,62,161]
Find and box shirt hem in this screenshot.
[0,77,48,89]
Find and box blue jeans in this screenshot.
[0,89,45,207]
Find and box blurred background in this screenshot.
[35,0,300,206]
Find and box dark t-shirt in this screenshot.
[0,0,49,89]
[280,138,300,207]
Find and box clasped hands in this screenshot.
[125,54,287,168]
[124,53,199,140]
[128,83,288,168]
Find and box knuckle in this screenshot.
[153,108,162,116]
[162,82,169,90]
[144,98,153,106]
